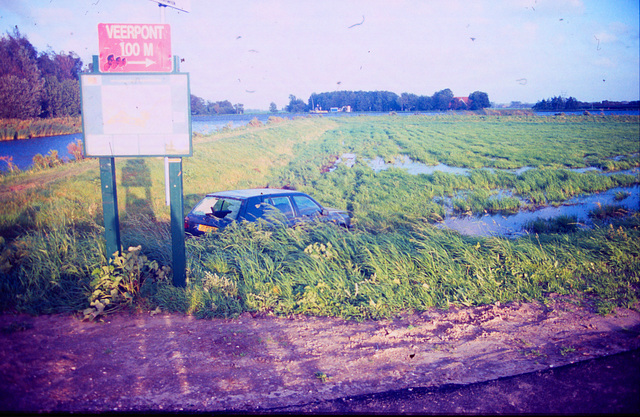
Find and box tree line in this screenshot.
[532,96,640,111]
[0,28,82,119]
[285,89,491,113]
[190,95,244,115]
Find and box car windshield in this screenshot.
[191,196,241,220]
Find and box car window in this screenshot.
[212,198,242,220]
[243,199,268,221]
[267,196,294,218]
[292,195,322,216]
[191,196,218,215]
[191,196,241,220]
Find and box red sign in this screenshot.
[98,23,172,73]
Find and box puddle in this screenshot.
[370,155,471,175]
[602,168,639,177]
[330,153,638,237]
[334,153,357,168]
[434,189,528,211]
[438,185,639,238]
[332,153,639,178]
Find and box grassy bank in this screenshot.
[0,114,638,319]
[0,116,82,141]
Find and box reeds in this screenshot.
[0,116,82,140]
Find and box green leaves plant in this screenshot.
[83,245,170,320]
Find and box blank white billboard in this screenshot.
[81,73,191,157]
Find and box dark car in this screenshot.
[184,188,351,235]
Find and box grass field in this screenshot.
[0,114,638,319]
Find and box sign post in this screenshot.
[99,157,121,257]
[82,19,190,287]
[169,158,186,287]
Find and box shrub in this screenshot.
[67,139,84,161]
[0,155,19,172]
[248,117,263,127]
[32,150,63,170]
[83,246,170,320]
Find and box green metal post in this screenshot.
[169,158,186,287]
[99,157,121,257]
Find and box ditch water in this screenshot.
[438,185,639,238]
[334,153,639,238]
[0,132,83,171]
[335,153,640,178]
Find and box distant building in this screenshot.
[452,97,470,108]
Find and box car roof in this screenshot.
[206,188,301,199]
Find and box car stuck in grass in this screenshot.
[184,188,351,236]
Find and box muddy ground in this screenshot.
[1,295,639,413]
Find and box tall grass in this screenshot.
[265,115,638,218]
[150,215,639,320]
[0,212,105,314]
[1,115,638,318]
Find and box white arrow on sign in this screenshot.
[127,58,156,67]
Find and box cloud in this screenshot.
[0,0,31,16]
[593,57,616,68]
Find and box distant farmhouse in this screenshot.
[452,97,470,109]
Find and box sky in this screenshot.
[1,0,638,110]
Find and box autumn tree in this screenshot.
[0,27,44,118]
[0,27,82,119]
[38,50,82,117]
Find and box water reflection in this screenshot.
[438,185,639,238]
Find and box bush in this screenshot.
[248,117,263,127]
[83,246,170,320]
[32,150,63,170]
[67,139,84,161]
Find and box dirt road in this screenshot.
[284,348,640,414]
[1,296,639,413]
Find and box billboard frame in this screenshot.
[80,58,192,158]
